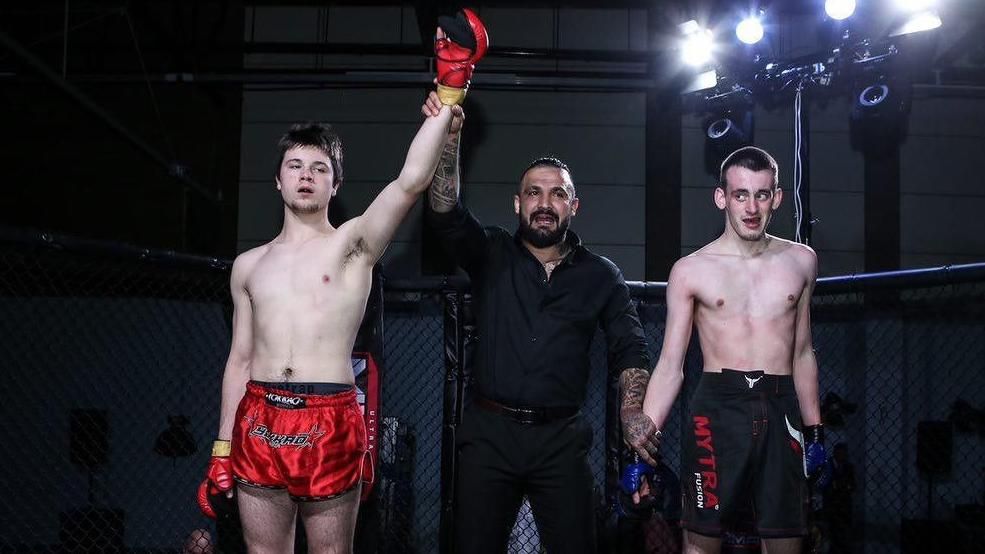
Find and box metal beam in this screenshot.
[6,69,664,91]
[0,29,219,204]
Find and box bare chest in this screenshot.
[247,241,364,307]
[696,261,805,318]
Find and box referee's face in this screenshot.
[514,166,578,248]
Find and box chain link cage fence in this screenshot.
[2,228,984,554]
[0,229,449,554]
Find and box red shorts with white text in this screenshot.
[232,381,370,501]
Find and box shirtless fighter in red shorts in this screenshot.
[196,10,486,551]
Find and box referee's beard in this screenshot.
[517,210,570,248]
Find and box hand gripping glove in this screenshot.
[804,424,828,479]
[616,453,659,519]
[620,453,656,495]
[197,440,234,519]
[434,8,489,105]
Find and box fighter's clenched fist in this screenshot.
[435,8,489,105]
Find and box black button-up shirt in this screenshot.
[427,203,650,408]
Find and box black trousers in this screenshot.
[454,406,596,554]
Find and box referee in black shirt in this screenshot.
[421,92,659,554]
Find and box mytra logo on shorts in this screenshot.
[693,416,720,510]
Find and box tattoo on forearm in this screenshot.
[620,367,649,409]
[429,134,460,212]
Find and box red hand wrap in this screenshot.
[197,456,233,519]
[196,480,216,519]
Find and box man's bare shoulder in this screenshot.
[676,244,726,269]
[234,243,271,265]
[231,244,272,280]
[673,252,704,272]
[668,251,713,284]
[769,236,817,271]
[767,234,812,254]
[689,236,740,258]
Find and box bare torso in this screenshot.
[685,236,814,375]
[238,224,370,384]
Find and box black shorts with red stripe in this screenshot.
[680,369,809,539]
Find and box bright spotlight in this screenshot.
[736,17,764,45]
[894,0,936,12]
[679,19,701,36]
[892,10,942,36]
[680,22,714,67]
[825,0,857,21]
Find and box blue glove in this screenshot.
[620,453,655,495]
[616,453,659,519]
[815,459,833,490]
[804,424,828,478]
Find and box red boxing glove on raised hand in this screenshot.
[197,440,234,519]
[435,8,489,105]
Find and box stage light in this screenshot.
[680,22,714,67]
[683,69,719,94]
[849,74,911,153]
[825,0,856,21]
[707,117,738,140]
[858,83,890,108]
[706,111,752,144]
[703,106,754,175]
[891,10,942,36]
[736,16,764,45]
[893,0,936,12]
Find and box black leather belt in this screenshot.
[475,396,579,424]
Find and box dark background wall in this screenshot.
[3,1,983,279]
[0,1,245,255]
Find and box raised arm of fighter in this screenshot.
[423,90,464,214]
[350,107,453,265]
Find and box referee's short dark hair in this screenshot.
[519,157,574,194]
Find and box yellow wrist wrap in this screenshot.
[437,83,467,105]
[212,440,231,457]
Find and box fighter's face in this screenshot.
[715,166,781,242]
[514,166,579,248]
[276,146,337,215]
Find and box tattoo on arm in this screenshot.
[620,367,650,410]
[620,367,659,463]
[428,134,460,213]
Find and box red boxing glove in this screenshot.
[435,8,489,105]
[197,441,234,519]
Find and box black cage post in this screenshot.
[439,286,467,554]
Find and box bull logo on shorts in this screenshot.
[249,422,325,450]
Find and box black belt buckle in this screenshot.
[476,396,575,424]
